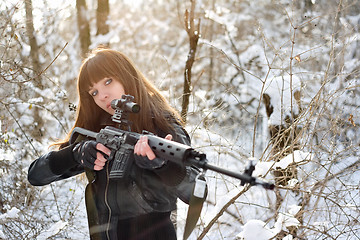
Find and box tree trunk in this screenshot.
[181,0,200,123]
[24,0,41,84]
[96,0,110,36]
[263,92,302,238]
[76,0,91,57]
[24,0,45,141]
[207,0,216,92]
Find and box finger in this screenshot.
[138,136,147,156]
[94,159,106,167]
[140,136,156,160]
[137,136,153,159]
[96,143,111,156]
[165,134,173,141]
[96,152,108,163]
[134,139,140,155]
[145,149,156,160]
[94,165,103,171]
[140,135,147,143]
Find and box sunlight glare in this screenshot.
[113,0,143,8]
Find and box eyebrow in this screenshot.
[86,77,109,93]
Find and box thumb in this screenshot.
[165,134,173,141]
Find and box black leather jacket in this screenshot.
[28,122,198,238]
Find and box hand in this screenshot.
[134,134,173,160]
[73,140,111,171]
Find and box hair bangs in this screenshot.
[78,54,115,93]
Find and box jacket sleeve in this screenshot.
[28,144,84,186]
[156,123,205,204]
[152,123,192,186]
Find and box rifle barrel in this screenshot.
[187,158,253,182]
[187,158,275,189]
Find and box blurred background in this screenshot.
[0,0,359,239]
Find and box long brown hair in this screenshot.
[58,48,182,148]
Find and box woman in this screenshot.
[28,48,198,240]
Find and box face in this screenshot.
[88,77,126,115]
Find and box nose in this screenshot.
[98,91,109,101]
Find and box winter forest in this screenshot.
[0,0,359,239]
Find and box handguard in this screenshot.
[146,134,192,163]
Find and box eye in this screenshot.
[105,78,112,85]
[89,90,98,97]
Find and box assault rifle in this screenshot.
[70,95,274,190]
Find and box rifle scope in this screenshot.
[111,95,140,113]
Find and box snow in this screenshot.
[1,0,360,239]
[253,150,311,177]
[0,230,5,239]
[0,207,20,220]
[274,212,300,231]
[275,150,311,169]
[204,186,246,226]
[237,206,301,240]
[237,219,277,240]
[36,221,68,240]
[263,75,302,126]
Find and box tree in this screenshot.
[76,0,91,57]
[1,0,359,239]
[96,0,110,36]
[24,0,46,141]
[24,0,41,84]
[181,0,200,123]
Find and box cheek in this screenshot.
[120,88,126,96]
[114,87,126,98]
[93,98,102,108]
[116,83,126,96]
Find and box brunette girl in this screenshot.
[28,48,197,240]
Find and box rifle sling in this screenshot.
[183,174,207,240]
